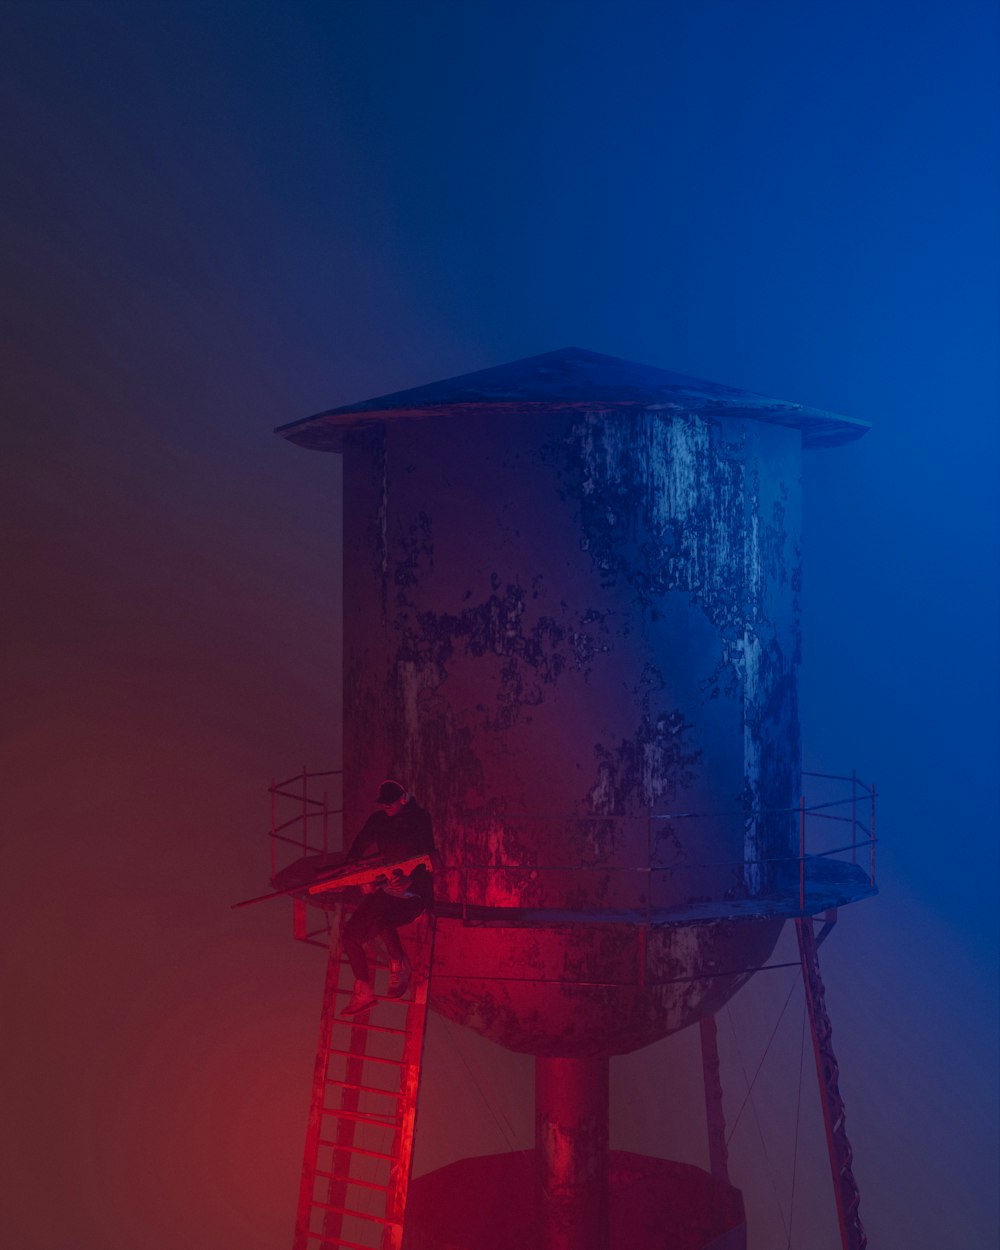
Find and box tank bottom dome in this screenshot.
[428,914,784,1057]
[403,1149,745,1250]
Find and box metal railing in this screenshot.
[268,767,344,876]
[798,769,876,909]
[263,768,876,926]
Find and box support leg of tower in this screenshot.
[795,916,867,1250]
[699,1013,731,1186]
[535,1054,610,1250]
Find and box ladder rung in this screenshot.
[296,915,435,1250]
[339,955,392,969]
[332,1015,409,1037]
[325,1078,402,1100]
[322,1106,401,1128]
[326,1047,410,1068]
[314,1169,390,1192]
[318,1138,397,1162]
[310,1199,387,1223]
[306,1233,391,1250]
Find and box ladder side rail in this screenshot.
[293,903,347,1250]
[795,916,867,1250]
[381,912,437,1250]
[699,1012,731,1185]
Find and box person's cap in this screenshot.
[376,780,407,805]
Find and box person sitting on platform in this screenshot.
[341,779,436,1016]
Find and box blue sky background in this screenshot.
[1,3,997,1248]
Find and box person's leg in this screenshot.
[377,897,424,996]
[343,895,426,1009]
[379,923,404,963]
[374,897,425,956]
[342,895,385,983]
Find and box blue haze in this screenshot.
[0,2,996,1248]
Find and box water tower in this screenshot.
[262,348,876,1250]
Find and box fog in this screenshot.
[1,3,996,1248]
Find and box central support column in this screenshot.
[535,1055,610,1250]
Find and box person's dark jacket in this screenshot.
[346,798,435,906]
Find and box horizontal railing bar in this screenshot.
[272,813,314,835]
[439,843,878,874]
[271,830,326,851]
[272,769,343,790]
[430,960,804,988]
[802,770,870,788]
[813,839,879,859]
[480,794,876,823]
[275,808,344,824]
[270,789,329,807]
[654,794,879,819]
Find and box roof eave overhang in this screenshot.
[276,399,871,453]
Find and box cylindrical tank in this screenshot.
[339,403,800,909]
[278,347,870,1248]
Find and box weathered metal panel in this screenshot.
[342,406,801,913]
[428,915,783,1057]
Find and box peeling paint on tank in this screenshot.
[552,409,753,657]
[348,400,800,915]
[545,409,800,891]
[588,710,701,816]
[429,914,785,1055]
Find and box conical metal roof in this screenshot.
[277,347,869,450]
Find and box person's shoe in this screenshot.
[386,956,411,998]
[342,980,377,1016]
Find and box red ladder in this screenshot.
[292,906,436,1250]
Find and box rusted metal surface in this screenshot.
[428,915,783,1057]
[246,769,875,926]
[270,351,876,1250]
[535,1055,610,1250]
[403,1150,746,1250]
[699,1014,730,1185]
[338,398,802,927]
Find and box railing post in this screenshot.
[302,764,308,854]
[851,769,857,864]
[799,794,806,912]
[270,777,276,881]
[869,782,876,887]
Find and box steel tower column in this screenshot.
[535,1055,610,1250]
